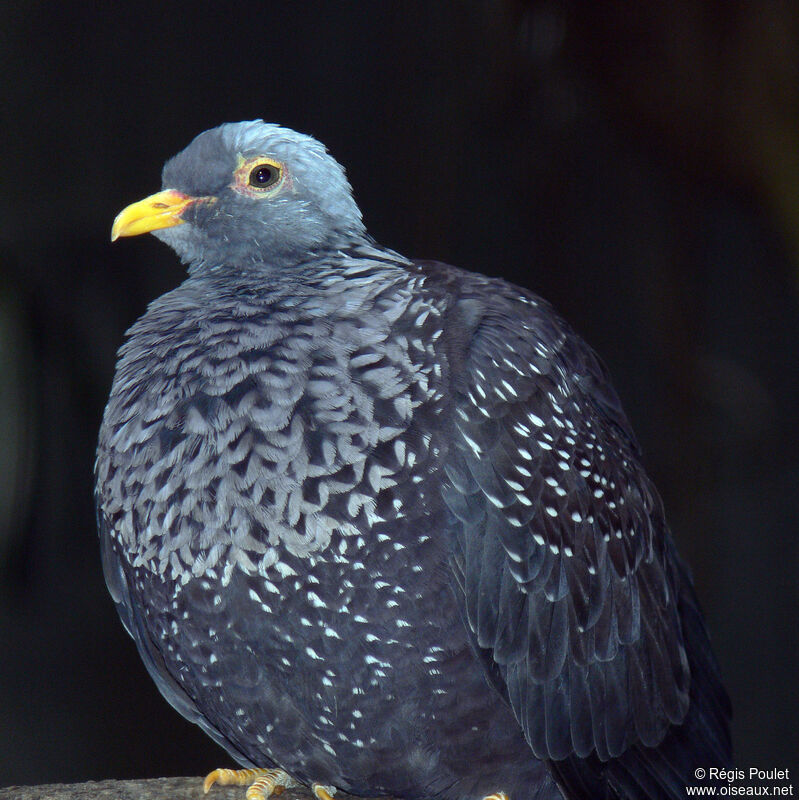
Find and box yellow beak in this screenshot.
[111,189,201,241]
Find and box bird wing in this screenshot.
[98,501,258,767]
[440,278,691,763]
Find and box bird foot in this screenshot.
[203,767,337,800]
[203,767,299,800]
[311,784,337,800]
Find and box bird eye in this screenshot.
[248,163,281,189]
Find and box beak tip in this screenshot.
[110,211,126,242]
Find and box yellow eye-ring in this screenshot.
[232,156,285,196]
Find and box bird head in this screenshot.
[111,121,367,270]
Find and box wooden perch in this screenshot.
[0,777,384,800]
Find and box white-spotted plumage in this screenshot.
[98,121,731,800]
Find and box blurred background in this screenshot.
[1,0,797,785]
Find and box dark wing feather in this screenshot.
[437,272,729,796]
[97,501,257,767]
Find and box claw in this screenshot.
[203,767,298,800]
[312,784,337,800]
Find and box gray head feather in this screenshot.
[153,120,367,271]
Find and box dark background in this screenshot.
[1,0,797,786]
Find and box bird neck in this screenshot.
[180,241,416,318]
[183,228,373,278]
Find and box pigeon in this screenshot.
[97,120,732,800]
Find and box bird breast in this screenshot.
[96,273,448,590]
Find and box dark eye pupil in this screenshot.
[250,165,278,187]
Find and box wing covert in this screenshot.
[97,500,257,767]
[442,281,690,762]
